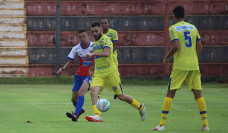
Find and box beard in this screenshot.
[102,26,107,31]
[94,33,102,41]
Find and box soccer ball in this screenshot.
[96,98,110,112]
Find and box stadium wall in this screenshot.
[24,0,228,77]
[0,0,28,77]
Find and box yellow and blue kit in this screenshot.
[103,28,118,68]
[91,34,123,95]
[168,21,202,90]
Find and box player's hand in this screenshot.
[163,57,169,64]
[85,53,93,58]
[88,70,94,78]
[56,67,65,74]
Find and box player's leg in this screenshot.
[67,90,79,122]
[153,70,187,130]
[85,76,104,122]
[66,75,86,121]
[66,79,90,122]
[117,93,146,121]
[113,50,119,100]
[105,71,146,121]
[71,91,78,107]
[98,86,103,98]
[187,70,209,130]
[153,89,176,131]
[85,86,103,122]
[91,86,102,115]
[74,78,91,117]
[192,89,208,130]
[71,74,82,107]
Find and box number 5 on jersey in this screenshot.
[184,31,192,48]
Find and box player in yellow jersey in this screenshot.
[101,19,119,99]
[153,6,209,131]
[101,19,118,68]
[84,22,146,122]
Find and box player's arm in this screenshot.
[85,47,110,58]
[196,28,202,58]
[113,31,118,51]
[56,60,74,74]
[88,65,95,77]
[57,46,77,74]
[163,40,179,64]
[113,41,118,51]
[196,40,202,58]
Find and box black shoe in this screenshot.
[113,94,118,100]
[66,112,78,122]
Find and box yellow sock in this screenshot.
[196,97,208,127]
[131,98,144,111]
[93,105,102,118]
[160,97,173,126]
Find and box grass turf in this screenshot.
[0,83,227,133]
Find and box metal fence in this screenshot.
[0,0,227,78]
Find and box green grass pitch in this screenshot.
[0,83,227,133]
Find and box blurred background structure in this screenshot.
[0,0,227,80]
[0,0,28,77]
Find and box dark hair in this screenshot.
[91,22,101,28]
[173,6,185,19]
[101,19,108,22]
[78,29,87,33]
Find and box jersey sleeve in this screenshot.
[195,27,201,42]
[113,30,118,42]
[68,47,77,60]
[103,37,112,49]
[169,27,179,42]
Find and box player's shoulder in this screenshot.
[184,22,198,32]
[169,23,176,31]
[190,23,198,30]
[100,35,112,44]
[113,29,118,33]
[109,28,117,33]
[169,21,183,29]
[89,41,95,47]
[102,34,111,40]
[71,43,81,50]
[90,41,94,45]
[169,21,196,31]
[94,35,108,44]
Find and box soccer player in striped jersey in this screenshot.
[101,19,119,99]
[84,22,146,122]
[153,6,209,131]
[57,29,94,122]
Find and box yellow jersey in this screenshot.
[104,28,119,68]
[169,21,201,70]
[104,28,118,42]
[91,34,117,75]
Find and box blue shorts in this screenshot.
[72,74,88,91]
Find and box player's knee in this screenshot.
[90,89,96,96]
[117,94,125,101]
[78,91,83,96]
[78,89,85,96]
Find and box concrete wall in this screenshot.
[25,0,228,77]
